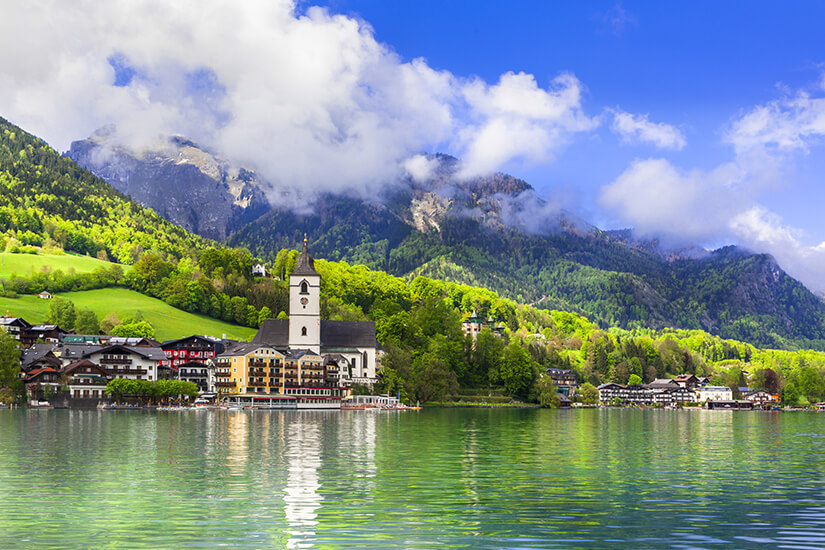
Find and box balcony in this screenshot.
[248,381,267,387]
[100,357,132,365]
[105,368,147,376]
[215,381,236,388]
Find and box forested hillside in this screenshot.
[0,117,207,263]
[228,166,825,350]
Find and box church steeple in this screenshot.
[289,234,321,353]
[292,233,319,276]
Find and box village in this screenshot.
[4,240,393,410]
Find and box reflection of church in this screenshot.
[252,238,378,385]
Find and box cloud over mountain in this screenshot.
[0,0,594,199]
[600,76,825,291]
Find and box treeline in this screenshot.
[105,378,199,402]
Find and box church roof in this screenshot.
[252,319,376,349]
[291,237,319,276]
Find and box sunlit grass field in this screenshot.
[0,287,256,342]
[0,252,129,278]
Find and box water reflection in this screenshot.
[1,408,825,548]
[284,413,324,549]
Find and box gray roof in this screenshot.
[21,343,60,368]
[291,240,319,276]
[252,319,376,349]
[648,378,679,388]
[83,344,166,361]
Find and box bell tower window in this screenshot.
[301,327,307,336]
[300,281,309,294]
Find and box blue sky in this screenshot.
[3,1,825,288]
[320,0,825,233]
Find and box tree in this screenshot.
[257,306,273,327]
[531,375,560,408]
[75,308,99,334]
[500,343,535,399]
[111,321,155,339]
[46,297,77,329]
[628,374,642,385]
[0,329,22,404]
[578,382,599,404]
[100,312,121,334]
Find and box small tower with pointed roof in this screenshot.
[289,234,321,353]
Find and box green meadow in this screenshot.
[0,252,129,278]
[0,287,256,342]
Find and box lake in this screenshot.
[1,408,824,549]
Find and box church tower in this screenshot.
[289,235,321,353]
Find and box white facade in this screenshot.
[289,274,321,353]
[696,386,733,402]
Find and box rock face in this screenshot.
[66,132,270,240]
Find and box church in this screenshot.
[251,238,379,385]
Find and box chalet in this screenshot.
[0,316,32,341]
[38,291,52,300]
[21,343,61,373]
[461,312,504,340]
[673,374,700,389]
[546,368,578,396]
[21,324,71,347]
[62,360,110,400]
[23,366,61,401]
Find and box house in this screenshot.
[673,374,700,389]
[21,343,61,373]
[21,325,71,347]
[546,368,578,396]
[743,389,778,406]
[251,239,379,386]
[61,360,110,400]
[160,335,223,367]
[81,344,166,381]
[252,263,268,278]
[696,386,733,402]
[23,366,61,402]
[0,316,32,341]
[461,313,504,340]
[38,291,52,300]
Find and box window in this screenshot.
[300,281,309,294]
[301,327,307,336]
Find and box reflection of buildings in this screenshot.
[284,414,323,549]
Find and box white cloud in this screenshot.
[600,74,825,291]
[458,72,598,177]
[610,109,686,150]
[725,89,825,155]
[403,154,439,183]
[0,0,597,201]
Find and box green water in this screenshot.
[1,408,824,549]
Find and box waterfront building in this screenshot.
[252,238,379,385]
[61,360,110,400]
[599,381,698,406]
[742,389,778,406]
[696,386,733,402]
[81,344,166,381]
[161,335,223,392]
[23,366,61,401]
[546,368,578,396]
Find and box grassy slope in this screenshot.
[0,288,256,342]
[0,252,129,278]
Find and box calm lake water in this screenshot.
[1,408,825,549]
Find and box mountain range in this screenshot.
[62,131,825,350]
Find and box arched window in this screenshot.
[300,281,309,294]
[301,326,307,336]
